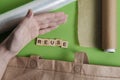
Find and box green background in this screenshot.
[0,0,120,66]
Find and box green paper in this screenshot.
[0,0,120,66]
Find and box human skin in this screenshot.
[0,10,67,80]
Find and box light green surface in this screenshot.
[0,0,120,66]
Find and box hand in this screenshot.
[1,10,67,58]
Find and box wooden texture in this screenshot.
[36,38,68,48]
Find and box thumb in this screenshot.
[26,9,34,18]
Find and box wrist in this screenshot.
[0,45,14,61]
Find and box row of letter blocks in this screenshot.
[36,38,68,48]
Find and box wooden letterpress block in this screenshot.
[55,39,62,47]
[36,38,44,46]
[49,39,56,46]
[43,39,50,46]
[61,41,68,48]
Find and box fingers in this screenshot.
[48,14,67,25]
[26,9,34,18]
[35,12,65,20]
[24,11,68,35]
[39,23,57,29]
[38,12,67,35]
[39,17,66,29]
[39,26,58,35]
[21,9,34,25]
[35,12,67,25]
[37,13,67,29]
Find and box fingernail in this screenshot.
[26,9,33,17]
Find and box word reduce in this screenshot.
[36,38,68,48]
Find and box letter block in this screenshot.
[36,38,44,45]
[49,39,56,46]
[61,41,68,48]
[55,39,62,47]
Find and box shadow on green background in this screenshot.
[0,0,120,66]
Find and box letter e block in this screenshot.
[61,41,68,48]
[43,39,50,46]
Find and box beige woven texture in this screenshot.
[2,52,120,80]
[78,0,101,47]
